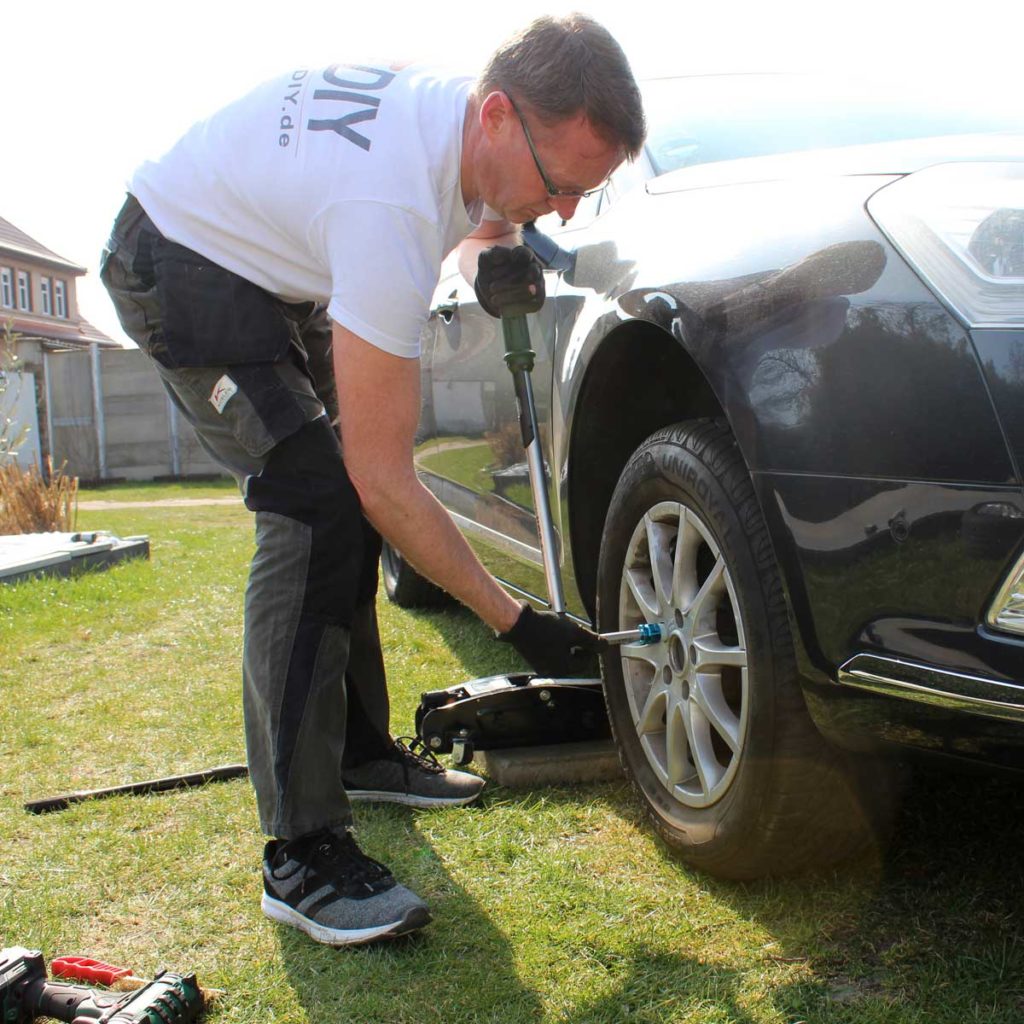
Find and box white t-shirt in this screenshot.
[130,63,482,358]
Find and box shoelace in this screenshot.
[393,736,445,776]
[288,830,392,897]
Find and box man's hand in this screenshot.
[498,604,605,677]
[475,245,545,318]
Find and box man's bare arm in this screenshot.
[457,218,519,286]
[332,322,522,633]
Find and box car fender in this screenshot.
[551,173,1017,697]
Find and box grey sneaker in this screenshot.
[342,737,485,808]
[261,829,430,946]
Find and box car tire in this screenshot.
[597,419,898,879]
[380,540,453,609]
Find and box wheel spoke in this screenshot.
[640,733,668,788]
[692,634,747,671]
[621,640,665,672]
[636,678,668,735]
[684,701,724,797]
[686,555,725,627]
[692,672,742,754]
[671,507,701,610]
[644,511,676,615]
[665,697,691,785]
[624,565,660,623]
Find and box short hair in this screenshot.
[477,14,646,160]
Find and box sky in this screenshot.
[1,0,1017,345]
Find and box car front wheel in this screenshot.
[597,419,897,879]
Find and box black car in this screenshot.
[385,74,1024,878]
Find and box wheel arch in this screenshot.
[565,317,725,617]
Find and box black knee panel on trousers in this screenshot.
[244,417,379,627]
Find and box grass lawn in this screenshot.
[1,483,1023,1023]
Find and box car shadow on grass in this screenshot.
[677,768,1024,1021]
[390,603,1024,1019]
[450,768,1024,1022]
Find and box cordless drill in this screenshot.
[0,947,203,1024]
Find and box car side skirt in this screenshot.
[839,653,1024,723]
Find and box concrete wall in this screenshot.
[47,349,99,477]
[47,347,227,482]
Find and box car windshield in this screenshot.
[643,75,1024,176]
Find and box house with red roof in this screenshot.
[0,215,116,354]
[1,215,119,470]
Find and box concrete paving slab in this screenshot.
[0,531,150,584]
[475,739,623,787]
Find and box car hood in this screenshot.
[646,133,1024,195]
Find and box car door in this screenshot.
[421,196,606,609]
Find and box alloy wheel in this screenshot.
[617,500,749,808]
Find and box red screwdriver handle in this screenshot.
[52,955,133,985]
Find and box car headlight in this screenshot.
[867,161,1024,328]
[988,551,1024,636]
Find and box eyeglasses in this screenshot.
[506,94,608,200]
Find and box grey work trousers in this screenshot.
[100,195,393,838]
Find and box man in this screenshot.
[101,14,645,947]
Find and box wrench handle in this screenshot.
[501,313,565,614]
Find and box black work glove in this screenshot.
[497,604,604,678]
[475,245,545,318]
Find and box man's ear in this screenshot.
[479,91,512,139]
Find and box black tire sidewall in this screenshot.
[380,539,405,602]
[597,425,789,863]
[380,540,453,610]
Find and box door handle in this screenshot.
[431,299,459,324]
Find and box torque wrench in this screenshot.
[499,307,662,648]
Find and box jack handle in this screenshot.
[500,309,566,615]
[498,307,664,650]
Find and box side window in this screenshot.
[606,155,651,207]
[531,186,606,238]
[0,268,11,308]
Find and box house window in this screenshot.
[0,268,11,308]
[40,277,52,316]
[54,279,67,319]
[16,271,30,311]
